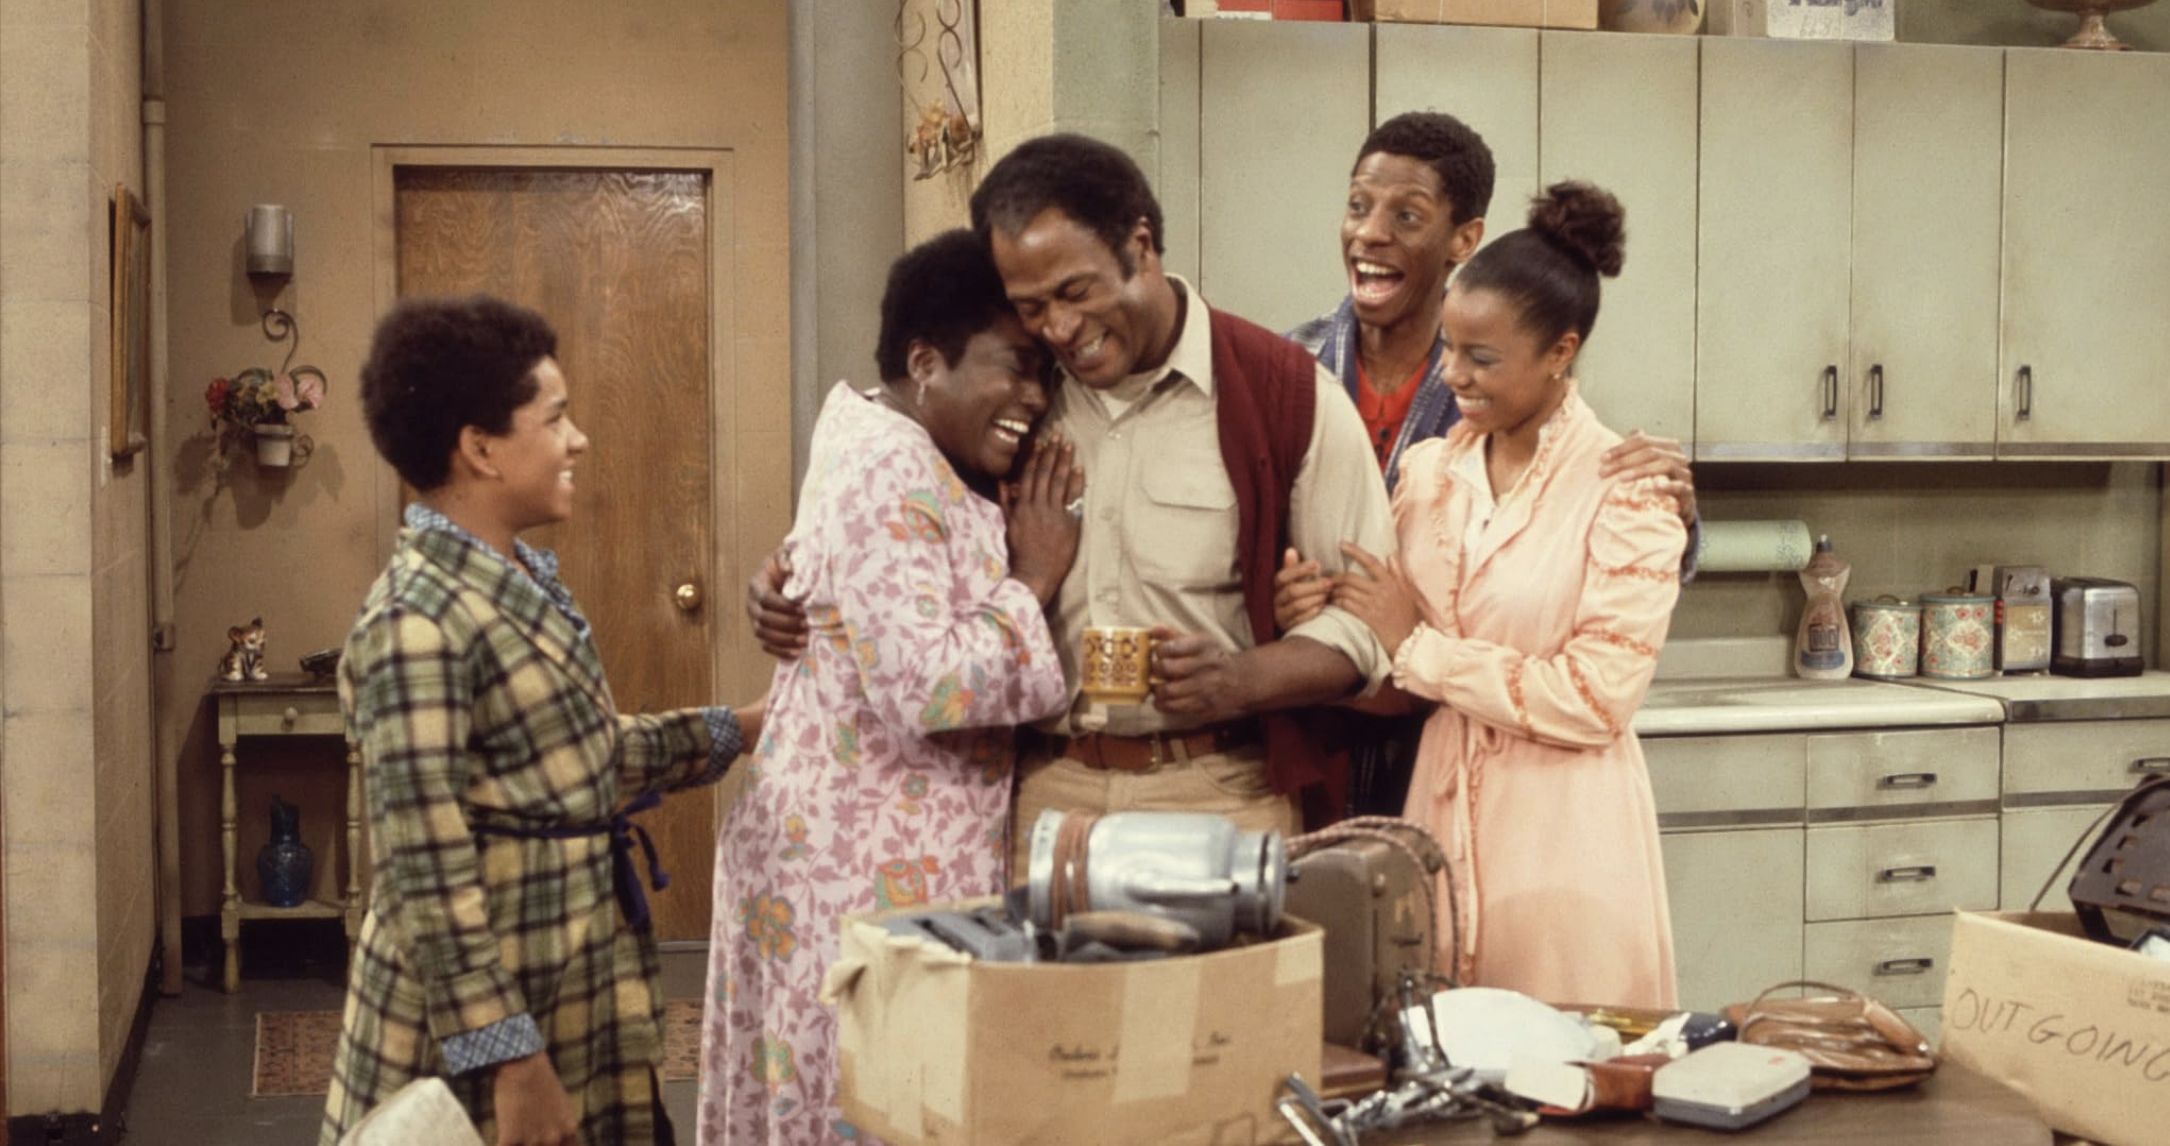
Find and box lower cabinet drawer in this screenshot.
[2000,803,2117,912]
[1805,818,1999,921]
[1802,915,1953,1009]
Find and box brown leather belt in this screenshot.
[1042,721,1262,774]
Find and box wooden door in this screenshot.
[395,168,719,940]
[1696,38,1854,461]
[1199,19,1368,333]
[2000,50,2170,457]
[1539,30,1698,448]
[1850,44,2003,460]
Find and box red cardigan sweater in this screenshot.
[1206,307,1345,820]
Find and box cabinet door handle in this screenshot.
[1874,957,1935,976]
[1878,864,1938,883]
[2016,365,2033,421]
[1877,771,1938,789]
[1868,364,1885,420]
[2132,757,2170,775]
[1821,365,1839,421]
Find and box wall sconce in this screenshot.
[245,204,293,279]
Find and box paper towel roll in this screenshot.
[1694,520,1814,573]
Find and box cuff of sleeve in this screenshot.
[1390,623,1447,698]
[700,706,746,780]
[441,1012,545,1075]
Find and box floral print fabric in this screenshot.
[696,384,1068,1145]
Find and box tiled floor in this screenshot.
[119,949,707,1145]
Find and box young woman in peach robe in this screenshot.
[1331,182,1686,1009]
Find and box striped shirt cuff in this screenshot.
[441,1013,545,1075]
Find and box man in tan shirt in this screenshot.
[753,134,1394,871]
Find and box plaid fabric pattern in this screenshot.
[322,506,738,1145]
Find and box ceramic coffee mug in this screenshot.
[1080,626,1154,704]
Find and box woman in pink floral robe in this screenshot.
[698,232,1078,1146]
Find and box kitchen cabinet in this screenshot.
[1375,23,1539,267]
[1999,718,2170,910]
[1999,50,2170,457]
[1160,18,1202,285]
[1647,734,1806,1012]
[1695,38,1853,460]
[1849,44,2005,459]
[1197,18,1368,333]
[1698,40,2006,462]
[1648,727,1999,1017]
[1538,31,1698,449]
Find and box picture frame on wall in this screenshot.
[109,184,151,459]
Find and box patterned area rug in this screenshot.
[252,1000,703,1097]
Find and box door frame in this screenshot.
[368,145,746,840]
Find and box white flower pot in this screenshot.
[254,424,296,467]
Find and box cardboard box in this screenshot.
[1209,0,1350,19]
[1707,0,1896,41]
[1941,911,2170,1146]
[1356,0,1599,30]
[828,901,1323,1145]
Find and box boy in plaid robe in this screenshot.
[322,296,761,1146]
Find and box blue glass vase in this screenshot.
[257,796,314,908]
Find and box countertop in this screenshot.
[1909,670,2170,722]
[1634,676,2006,737]
[1633,639,2170,736]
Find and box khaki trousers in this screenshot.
[1008,742,1300,880]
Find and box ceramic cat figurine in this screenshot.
[220,617,269,682]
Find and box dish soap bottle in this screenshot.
[1794,535,1853,680]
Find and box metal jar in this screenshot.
[1850,597,1921,679]
[1919,591,1997,680]
[1026,809,1285,950]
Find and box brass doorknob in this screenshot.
[674,581,704,613]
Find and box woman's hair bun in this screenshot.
[1527,181,1625,279]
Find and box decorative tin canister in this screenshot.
[1851,596,1921,678]
[1920,591,1997,680]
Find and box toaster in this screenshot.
[2051,577,2143,678]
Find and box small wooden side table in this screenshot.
[210,672,364,993]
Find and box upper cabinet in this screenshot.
[1540,31,1699,449]
[1166,18,2170,462]
[1696,39,1855,460]
[1376,22,1540,266]
[1850,45,2005,459]
[2000,49,2170,457]
[1696,39,2007,462]
[1196,19,1368,334]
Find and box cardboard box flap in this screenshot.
[1943,911,2170,1146]
[833,916,977,1140]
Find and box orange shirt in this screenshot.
[1354,357,1426,471]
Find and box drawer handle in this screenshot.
[1878,864,1938,884]
[2133,757,2170,775]
[282,706,301,726]
[1877,772,1938,789]
[1874,957,1935,977]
